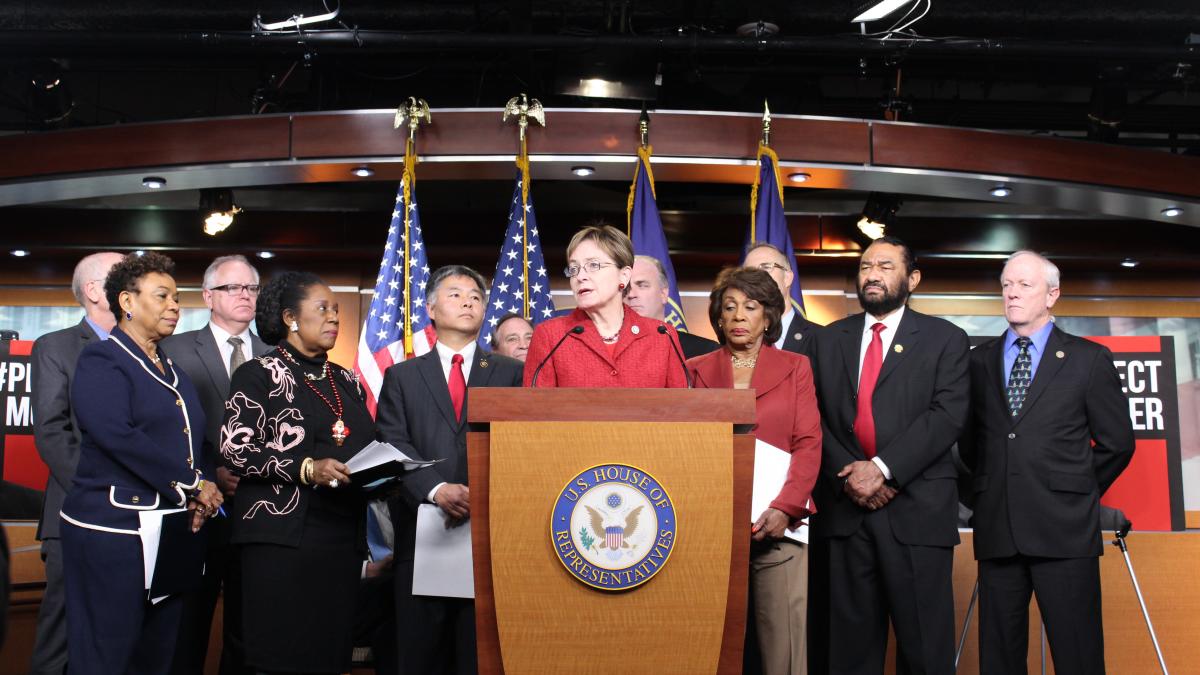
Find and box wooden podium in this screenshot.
[467,388,756,675]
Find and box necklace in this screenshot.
[730,353,758,369]
[278,348,350,446]
[597,308,624,343]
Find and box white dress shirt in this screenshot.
[427,340,478,503]
[856,305,906,480]
[209,322,254,377]
[773,308,795,351]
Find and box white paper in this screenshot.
[345,440,441,474]
[752,439,808,544]
[412,504,475,599]
[137,507,189,604]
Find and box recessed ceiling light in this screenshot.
[352,166,375,178]
[1120,258,1139,268]
[10,249,30,257]
[1160,206,1182,217]
[788,172,811,183]
[571,166,595,177]
[989,185,1012,198]
[256,251,276,259]
[142,176,166,189]
[133,250,145,257]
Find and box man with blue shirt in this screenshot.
[961,250,1134,675]
[30,251,123,675]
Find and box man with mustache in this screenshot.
[808,236,969,674]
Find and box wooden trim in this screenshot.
[467,432,501,675]
[718,434,754,674]
[467,388,757,425]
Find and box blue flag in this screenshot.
[480,164,556,350]
[745,144,806,316]
[627,146,689,332]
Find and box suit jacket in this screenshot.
[678,331,720,360]
[779,312,823,358]
[523,308,689,388]
[161,325,269,475]
[32,318,98,540]
[60,327,206,533]
[375,348,524,561]
[688,346,822,521]
[960,325,1134,560]
[809,308,969,547]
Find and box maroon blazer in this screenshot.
[523,308,689,388]
[687,345,822,521]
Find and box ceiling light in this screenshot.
[788,172,812,183]
[10,249,30,257]
[989,184,1012,198]
[852,0,918,23]
[256,251,276,259]
[133,250,145,257]
[142,176,166,189]
[1160,206,1182,217]
[571,166,595,177]
[352,166,375,178]
[199,188,241,236]
[857,192,902,240]
[1120,258,1139,268]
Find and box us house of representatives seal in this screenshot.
[550,463,678,591]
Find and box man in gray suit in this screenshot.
[30,251,124,675]
[161,254,269,675]
[376,265,524,675]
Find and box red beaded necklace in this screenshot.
[279,348,350,447]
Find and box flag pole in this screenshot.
[627,106,655,236]
[394,96,431,357]
[503,93,545,320]
[750,99,773,244]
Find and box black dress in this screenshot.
[221,342,373,674]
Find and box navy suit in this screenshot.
[59,327,207,675]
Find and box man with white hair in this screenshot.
[30,251,124,675]
[624,254,718,359]
[961,250,1133,675]
[742,242,821,356]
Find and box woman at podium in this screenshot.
[686,266,822,675]
[523,223,688,388]
[221,271,375,674]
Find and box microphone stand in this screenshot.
[1111,517,1169,674]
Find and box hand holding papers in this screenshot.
[752,439,808,544]
[412,504,474,599]
[344,440,443,495]
[138,508,206,603]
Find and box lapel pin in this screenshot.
[631,325,640,335]
[894,344,904,353]
[794,333,803,340]
[479,359,489,368]
[1056,350,1064,359]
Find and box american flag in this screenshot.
[478,171,556,349]
[355,178,435,415]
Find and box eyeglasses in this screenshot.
[754,262,788,274]
[209,283,261,296]
[564,261,617,278]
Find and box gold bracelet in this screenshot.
[300,457,314,485]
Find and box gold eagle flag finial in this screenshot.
[761,99,772,146]
[638,104,651,148]
[394,97,432,140]
[503,93,546,143]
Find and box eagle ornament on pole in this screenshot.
[502,93,545,319]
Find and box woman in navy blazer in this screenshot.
[524,224,688,388]
[686,266,821,675]
[60,252,222,675]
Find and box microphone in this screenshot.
[658,325,692,388]
[532,325,584,387]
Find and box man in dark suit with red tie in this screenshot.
[960,251,1133,675]
[375,265,523,675]
[809,236,969,675]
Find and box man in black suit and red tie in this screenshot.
[375,265,524,675]
[960,251,1133,675]
[809,236,969,675]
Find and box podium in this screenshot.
[467,388,757,674]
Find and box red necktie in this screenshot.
[854,322,887,458]
[449,354,466,422]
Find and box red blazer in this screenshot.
[523,308,689,388]
[687,345,822,520]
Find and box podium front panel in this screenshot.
[487,420,733,674]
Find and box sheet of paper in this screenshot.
[137,507,189,604]
[752,439,808,544]
[412,504,475,599]
[345,440,441,474]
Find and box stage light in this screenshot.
[200,188,241,236]
[571,166,596,177]
[788,172,812,183]
[852,0,918,23]
[989,185,1012,198]
[1160,206,1182,217]
[142,176,167,189]
[857,193,902,240]
[352,166,375,178]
